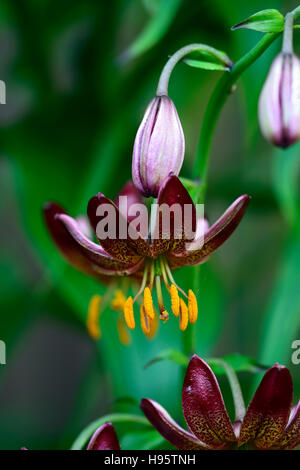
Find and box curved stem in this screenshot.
[210,359,246,422]
[71,413,149,450]
[157,43,231,96]
[193,32,280,202]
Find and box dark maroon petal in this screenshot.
[44,202,106,279]
[140,399,210,450]
[272,400,300,449]
[115,181,144,223]
[87,422,121,450]
[168,195,250,266]
[58,213,144,276]
[88,192,152,259]
[238,364,293,449]
[182,355,236,449]
[152,175,197,256]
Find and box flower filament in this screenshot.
[123,255,198,334]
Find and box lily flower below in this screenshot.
[141,355,300,450]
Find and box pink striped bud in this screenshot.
[132,95,185,197]
[258,52,300,148]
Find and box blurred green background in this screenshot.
[0,0,300,450]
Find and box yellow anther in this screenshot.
[111,289,126,311]
[140,304,151,336]
[160,310,169,323]
[117,316,131,346]
[124,296,135,330]
[170,284,180,317]
[147,312,159,340]
[188,289,198,324]
[87,295,101,340]
[179,299,189,331]
[143,287,155,319]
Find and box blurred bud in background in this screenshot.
[258,52,300,149]
[132,95,184,198]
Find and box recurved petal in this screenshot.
[272,400,300,450]
[182,355,236,449]
[44,202,109,279]
[168,195,250,267]
[115,181,144,222]
[87,422,121,450]
[140,398,209,450]
[238,364,293,449]
[152,174,197,256]
[58,213,145,276]
[87,192,152,260]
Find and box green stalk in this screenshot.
[193,32,280,201]
[210,359,246,422]
[71,413,149,450]
[182,32,284,358]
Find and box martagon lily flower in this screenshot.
[44,175,249,338]
[141,355,300,450]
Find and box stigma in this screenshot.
[123,256,198,334]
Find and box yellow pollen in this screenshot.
[188,289,198,324]
[143,287,155,319]
[87,295,101,340]
[117,316,131,346]
[179,299,189,331]
[170,284,180,317]
[124,296,135,330]
[111,289,126,311]
[140,304,151,336]
[160,310,169,323]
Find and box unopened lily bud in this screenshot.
[258,52,300,148]
[132,95,184,197]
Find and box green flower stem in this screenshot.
[282,12,295,53]
[182,32,284,359]
[193,32,281,201]
[71,413,149,450]
[210,359,246,422]
[156,43,231,96]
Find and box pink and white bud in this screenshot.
[132,95,185,197]
[258,52,300,148]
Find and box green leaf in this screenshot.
[183,47,232,72]
[144,349,189,369]
[145,350,269,375]
[119,0,182,63]
[232,9,284,33]
[257,232,300,366]
[207,354,269,375]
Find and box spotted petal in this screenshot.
[272,400,300,450]
[88,192,152,260]
[152,174,197,256]
[44,202,118,279]
[182,355,236,449]
[168,195,250,267]
[58,213,144,276]
[238,364,293,449]
[140,398,209,450]
[87,423,121,450]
